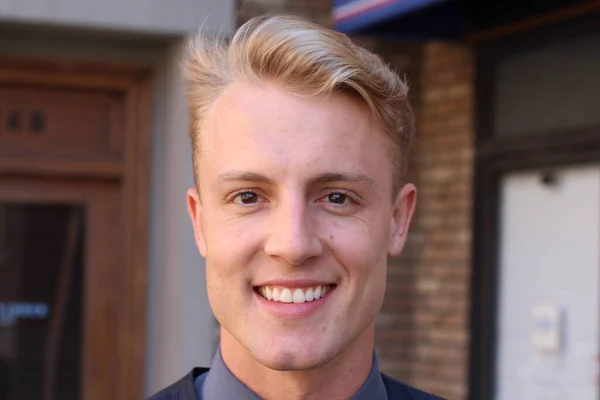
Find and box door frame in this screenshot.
[468,13,600,400]
[0,56,153,399]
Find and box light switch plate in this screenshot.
[531,303,561,354]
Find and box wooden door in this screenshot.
[0,58,152,400]
[0,178,123,400]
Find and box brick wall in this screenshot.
[236,2,475,399]
[376,42,475,400]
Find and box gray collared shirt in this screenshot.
[195,349,388,400]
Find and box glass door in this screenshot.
[0,178,121,400]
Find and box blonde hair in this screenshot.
[185,14,414,190]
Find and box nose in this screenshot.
[263,199,323,265]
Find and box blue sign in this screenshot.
[333,0,459,39]
[0,302,50,327]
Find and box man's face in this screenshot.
[188,81,416,370]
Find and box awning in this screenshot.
[333,0,461,39]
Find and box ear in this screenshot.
[187,188,207,257]
[388,183,417,257]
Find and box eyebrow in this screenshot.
[213,170,376,188]
[213,171,275,188]
[308,172,376,188]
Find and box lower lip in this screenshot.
[254,287,336,319]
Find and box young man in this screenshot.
[150,14,442,400]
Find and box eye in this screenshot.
[326,192,351,205]
[234,191,261,204]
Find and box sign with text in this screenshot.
[0,302,50,327]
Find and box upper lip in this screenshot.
[253,279,337,288]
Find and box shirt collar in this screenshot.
[198,347,387,400]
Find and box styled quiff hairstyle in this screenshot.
[185,15,414,190]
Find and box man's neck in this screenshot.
[219,327,375,400]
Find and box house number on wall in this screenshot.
[0,109,45,134]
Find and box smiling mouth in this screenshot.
[254,285,336,304]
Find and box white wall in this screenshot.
[496,165,600,400]
[0,0,234,36]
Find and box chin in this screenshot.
[250,339,337,371]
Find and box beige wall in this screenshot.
[145,40,218,396]
[0,0,234,35]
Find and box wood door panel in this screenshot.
[0,178,122,400]
[0,87,124,160]
[82,182,121,400]
[0,57,151,400]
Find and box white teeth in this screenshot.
[293,289,305,303]
[272,288,281,301]
[280,288,292,303]
[314,286,322,299]
[257,285,332,303]
[305,287,314,302]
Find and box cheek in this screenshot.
[203,212,263,275]
[323,214,390,275]
[325,218,387,328]
[203,216,262,320]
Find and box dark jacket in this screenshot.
[148,368,445,400]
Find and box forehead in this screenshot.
[199,81,393,188]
